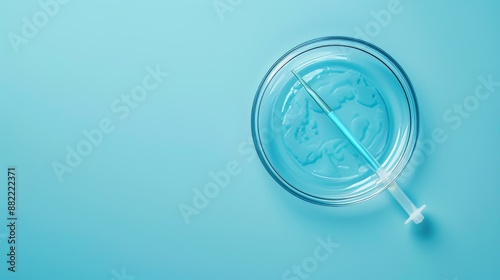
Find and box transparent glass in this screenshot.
[251,37,419,206]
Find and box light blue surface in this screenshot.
[0,0,499,279]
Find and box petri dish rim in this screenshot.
[251,36,419,206]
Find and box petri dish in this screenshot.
[251,37,419,206]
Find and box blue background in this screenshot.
[1,0,499,279]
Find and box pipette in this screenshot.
[291,70,426,225]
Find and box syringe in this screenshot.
[292,70,426,225]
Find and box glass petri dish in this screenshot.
[251,37,418,206]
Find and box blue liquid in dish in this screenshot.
[281,67,389,181]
